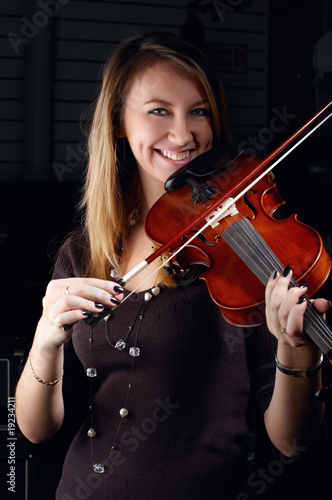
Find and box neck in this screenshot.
[137,172,166,218]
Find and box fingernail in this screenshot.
[271,270,277,279]
[82,311,91,316]
[299,295,306,304]
[114,286,124,293]
[95,303,104,309]
[300,283,307,289]
[111,297,121,305]
[282,265,291,277]
[62,323,74,332]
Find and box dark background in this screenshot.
[1,0,332,498]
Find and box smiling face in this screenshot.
[119,62,214,205]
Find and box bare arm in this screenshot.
[264,342,324,456]
[15,328,65,443]
[15,277,124,444]
[264,269,328,456]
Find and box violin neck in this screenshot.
[222,218,332,358]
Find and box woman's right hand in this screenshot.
[36,277,124,350]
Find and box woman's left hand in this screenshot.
[265,267,331,347]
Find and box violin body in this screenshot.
[145,154,331,327]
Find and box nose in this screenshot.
[168,116,193,146]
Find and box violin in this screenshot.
[146,151,330,321]
[117,100,332,362]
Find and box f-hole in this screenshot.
[243,189,258,218]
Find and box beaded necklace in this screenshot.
[86,286,160,474]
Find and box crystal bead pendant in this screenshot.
[87,367,97,378]
[115,340,126,350]
[110,268,120,279]
[93,463,105,474]
[129,347,140,357]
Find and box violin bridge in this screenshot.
[205,198,238,228]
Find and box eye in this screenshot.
[148,108,169,116]
[191,108,210,117]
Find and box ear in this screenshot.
[115,127,126,138]
[114,117,126,138]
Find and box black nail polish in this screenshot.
[114,286,125,293]
[82,311,91,316]
[62,323,74,332]
[111,297,121,305]
[95,303,104,309]
[282,265,291,277]
[299,295,306,304]
[84,306,111,327]
[271,270,277,279]
[300,283,307,289]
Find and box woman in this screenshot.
[16,33,329,499]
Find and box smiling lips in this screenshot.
[160,149,191,161]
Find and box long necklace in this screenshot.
[86,286,160,474]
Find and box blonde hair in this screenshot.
[80,32,232,280]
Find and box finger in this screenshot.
[51,293,106,319]
[265,269,292,334]
[270,266,293,303]
[278,286,307,332]
[279,299,308,346]
[53,310,91,332]
[265,267,309,344]
[74,279,125,298]
[52,282,124,309]
[265,271,281,333]
[265,270,279,302]
[46,278,125,301]
[311,298,331,315]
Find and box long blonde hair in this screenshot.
[80,32,232,280]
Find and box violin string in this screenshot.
[222,218,282,283]
[304,301,332,346]
[222,218,332,354]
[223,202,283,279]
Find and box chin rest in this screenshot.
[164,144,243,192]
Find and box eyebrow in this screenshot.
[143,98,210,107]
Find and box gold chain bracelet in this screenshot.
[28,351,64,386]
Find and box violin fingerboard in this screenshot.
[222,218,332,357]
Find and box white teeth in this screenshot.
[162,150,190,161]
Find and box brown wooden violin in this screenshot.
[117,100,332,362]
